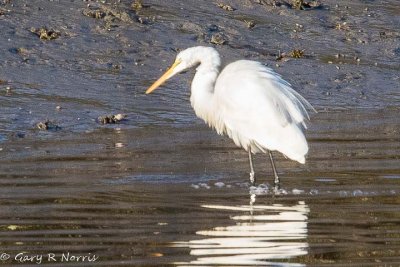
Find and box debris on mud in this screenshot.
[5,86,12,95]
[98,114,127,124]
[0,7,7,16]
[131,0,143,10]
[244,20,256,29]
[217,3,235,11]
[36,120,61,131]
[210,33,227,45]
[177,21,203,35]
[10,47,30,56]
[130,0,152,24]
[291,0,321,10]
[16,47,29,55]
[9,47,33,63]
[83,3,136,28]
[293,23,304,32]
[203,24,228,45]
[131,0,151,11]
[335,22,350,31]
[276,51,286,61]
[290,49,305,58]
[30,27,60,40]
[137,16,150,25]
[83,7,106,19]
[328,53,361,65]
[276,49,305,61]
[1,85,13,96]
[254,0,281,7]
[255,0,320,9]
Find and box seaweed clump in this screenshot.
[82,8,106,19]
[255,0,321,9]
[276,49,305,61]
[217,3,235,11]
[30,27,60,40]
[83,4,134,23]
[210,33,227,45]
[131,0,143,10]
[290,49,305,58]
[291,0,321,10]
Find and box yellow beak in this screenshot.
[145,60,182,94]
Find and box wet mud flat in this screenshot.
[0,0,399,266]
[0,109,399,266]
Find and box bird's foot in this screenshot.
[273,174,280,191]
[273,184,280,195]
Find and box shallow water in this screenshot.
[0,0,399,266]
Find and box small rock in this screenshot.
[98,113,127,124]
[0,8,7,16]
[36,120,61,131]
[15,132,25,138]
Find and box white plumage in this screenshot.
[146,46,314,185]
[214,60,313,163]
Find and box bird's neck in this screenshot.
[190,56,220,127]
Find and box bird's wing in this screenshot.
[214,60,314,162]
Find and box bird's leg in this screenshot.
[248,148,256,186]
[249,193,256,218]
[268,150,280,191]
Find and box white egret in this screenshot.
[146,46,314,187]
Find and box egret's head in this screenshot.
[145,47,213,94]
[145,49,194,94]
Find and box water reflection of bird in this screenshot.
[146,46,314,187]
[171,201,310,266]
